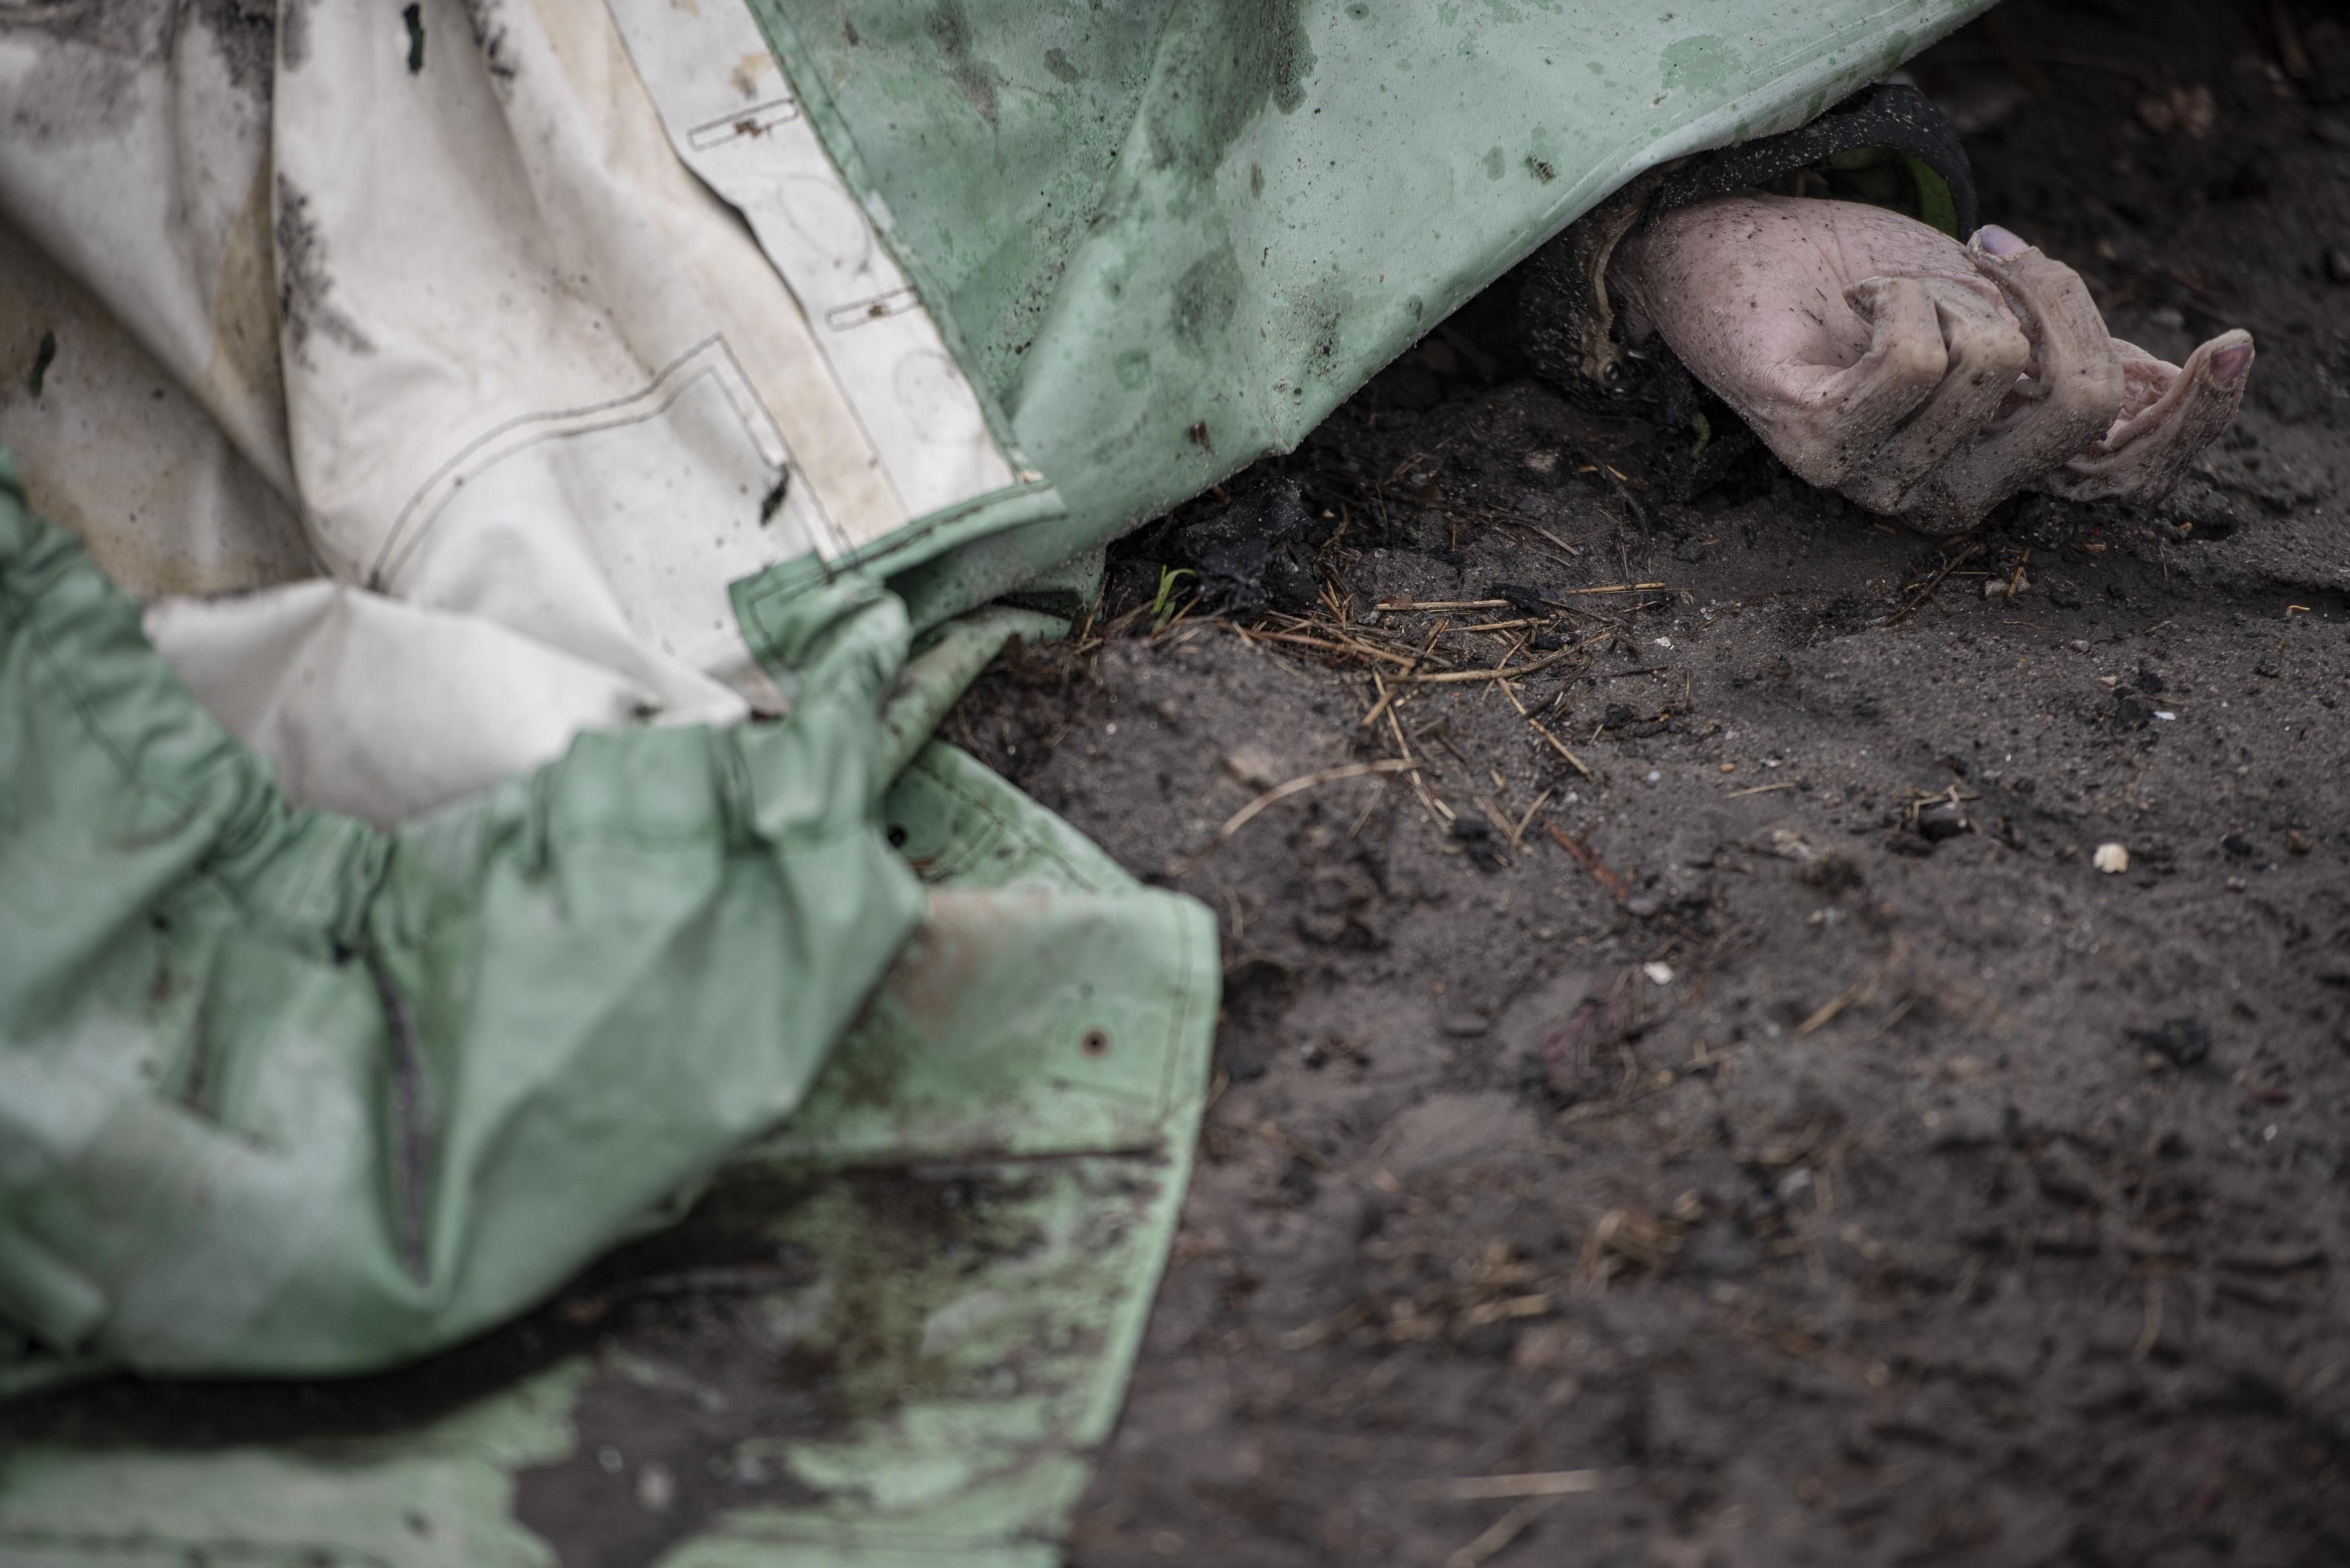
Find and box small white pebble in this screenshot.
[1645,769,1662,783]
[2094,842,2130,874]
[2153,710,2175,722]
[1643,961,1675,985]
[1653,636,1674,649]
[1105,722,1117,734]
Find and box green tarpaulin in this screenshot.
[0,0,1991,1559]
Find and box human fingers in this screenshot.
[2035,330,2254,505]
[1834,275,2030,518]
[1902,240,2124,528]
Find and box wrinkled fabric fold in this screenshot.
[0,458,924,1374]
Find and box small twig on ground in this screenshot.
[1417,1469,1609,1502]
[1319,580,1354,626]
[1795,976,1870,1037]
[1391,632,1605,686]
[1171,759,1419,874]
[1527,717,1598,783]
[1376,583,1664,616]
[1883,542,1979,628]
[1495,515,1586,561]
[1546,822,1630,903]
[1795,940,1909,1036]
[1443,1496,1567,1568]
[1476,795,1521,846]
[1574,456,1648,528]
[1377,680,1452,826]
[1509,789,1554,850]
[1375,597,1512,611]
[1242,627,1423,667]
[1724,779,1799,799]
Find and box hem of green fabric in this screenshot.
[729,479,1068,675]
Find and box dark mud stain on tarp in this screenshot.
[462,0,518,89]
[508,1293,833,1568]
[510,1165,1063,1568]
[279,0,314,70]
[273,175,375,362]
[927,0,1002,127]
[1170,243,1243,353]
[790,1166,1055,1420]
[26,330,57,401]
[190,0,275,98]
[0,1155,1077,1560]
[3,0,275,117]
[0,1174,822,1455]
[2,2,168,146]
[1145,0,1315,185]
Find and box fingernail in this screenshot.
[1973,224,2029,256]
[2211,344,2253,379]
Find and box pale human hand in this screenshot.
[1609,195,2254,532]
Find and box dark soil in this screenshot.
[8,7,2346,1567]
[945,5,2350,1561]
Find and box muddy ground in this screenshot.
[5,5,2346,1566]
[947,4,2350,1562]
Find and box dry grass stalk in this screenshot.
[1575,1199,1697,1291]
[1443,1495,1566,1568]
[1241,627,1423,667]
[1527,717,1597,782]
[1419,1471,1607,1502]
[1389,632,1603,686]
[1509,789,1553,850]
[1171,759,1419,873]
